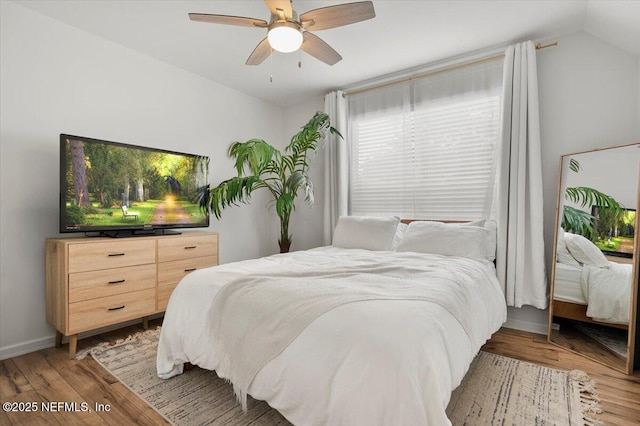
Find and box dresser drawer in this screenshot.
[68,239,156,273]
[158,234,218,263]
[157,256,217,311]
[68,288,155,334]
[157,285,175,312]
[69,264,156,303]
[157,255,217,288]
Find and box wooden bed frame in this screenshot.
[400,219,467,224]
[552,299,628,330]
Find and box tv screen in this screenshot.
[60,134,209,236]
[591,205,636,258]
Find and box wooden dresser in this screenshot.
[45,231,218,358]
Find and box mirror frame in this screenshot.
[547,142,640,375]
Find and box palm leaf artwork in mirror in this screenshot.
[561,158,622,239]
[200,111,342,253]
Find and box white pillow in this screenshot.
[564,232,608,268]
[332,216,400,251]
[483,220,497,262]
[396,220,490,261]
[556,228,581,267]
[460,219,496,262]
[390,222,408,250]
[415,219,495,261]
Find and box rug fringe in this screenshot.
[75,327,162,360]
[569,369,604,426]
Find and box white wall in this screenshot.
[0,2,284,359]
[561,145,639,212]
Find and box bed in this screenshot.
[553,263,587,305]
[553,229,633,328]
[156,217,507,425]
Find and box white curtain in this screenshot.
[496,41,548,309]
[323,91,349,245]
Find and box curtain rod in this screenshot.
[342,41,558,98]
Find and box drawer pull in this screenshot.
[108,305,125,311]
[184,268,197,272]
[184,246,197,250]
[108,279,126,285]
[108,253,126,257]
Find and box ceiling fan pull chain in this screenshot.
[298,49,302,68]
[270,48,274,82]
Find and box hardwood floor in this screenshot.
[1,319,169,426]
[1,323,639,425]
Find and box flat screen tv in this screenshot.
[591,205,636,258]
[60,134,209,236]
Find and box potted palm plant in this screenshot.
[562,158,622,238]
[201,111,342,253]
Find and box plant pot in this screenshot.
[279,240,291,253]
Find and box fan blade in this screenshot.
[300,1,375,31]
[264,0,293,20]
[246,38,272,65]
[189,13,267,28]
[301,32,342,66]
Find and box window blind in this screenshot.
[348,59,503,220]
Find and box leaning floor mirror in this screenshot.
[548,142,640,374]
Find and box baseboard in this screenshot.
[0,314,164,361]
[503,318,548,336]
[0,336,56,360]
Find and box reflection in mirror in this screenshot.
[548,142,640,374]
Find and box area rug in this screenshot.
[77,328,602,426]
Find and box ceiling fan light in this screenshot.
[268,24,303,53]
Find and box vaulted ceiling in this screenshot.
[14,0,640,107]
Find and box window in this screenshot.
[348,59,503,220]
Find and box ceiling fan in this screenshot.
[189,0,375,66]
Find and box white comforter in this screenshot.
[157,247,507,425]
[582,261,633,324]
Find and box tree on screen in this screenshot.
[69,139,91,207]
